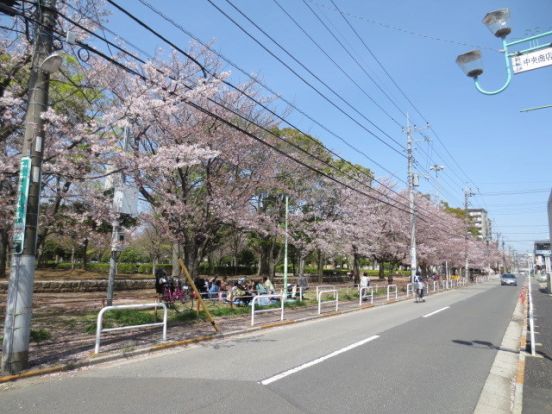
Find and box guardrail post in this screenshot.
[387,285,397,301]
[95,303,168,354]
[359,286,374,306]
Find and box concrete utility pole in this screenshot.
[463,187,476,281]
[405,114,418,282]
[2,0,58,373]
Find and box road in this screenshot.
[0,280,520,413]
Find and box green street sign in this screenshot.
[13,156,32,255]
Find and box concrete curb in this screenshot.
[474,285,526,414]
[512,286,528,414]
[0,282,477,384]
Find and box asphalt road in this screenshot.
[0,280,520,414]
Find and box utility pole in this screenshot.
[463,187,475,281]
[502,239,506,272]
[2,0,58,373]
[282,195,289,297]
[406,114,418,282]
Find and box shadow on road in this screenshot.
[452,339,518,354]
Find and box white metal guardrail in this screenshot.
[251,294,285,326]
[359,286,374,306]
[318,289,338,314]
[387,284,398,301]
[406,283,414,298]
[528,279,536,356]
[316,285,335,297]
[95,303,167,354]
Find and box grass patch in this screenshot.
[30,328,51,343]
[85,309,160,334]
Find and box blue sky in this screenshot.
[102,0,552,254]
[10,0,552,253]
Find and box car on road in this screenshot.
[500,273,517,286]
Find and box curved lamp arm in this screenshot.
[473,39,512,95]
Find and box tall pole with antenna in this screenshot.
[464,187,476,281]
[406,114,417,282]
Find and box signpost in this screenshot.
[511,46,552,74]
[13,157,32,255]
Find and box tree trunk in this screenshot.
[352,245,361,285]
[378,258,385,281]
[171,242,180,276]
[71,246,75,270]
[298,254,305,277]
[0,228,8,278]
[259,237,273,276]
[81,238,89,270]
[317,249,324,284]
[152,256,158,276]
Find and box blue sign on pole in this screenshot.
[13,156,32,255]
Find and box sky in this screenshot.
[101,0,552,254]
[9,0,552,254]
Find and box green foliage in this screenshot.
[119,247,149,264]
[30,329,51,343]
[85,309,159,334]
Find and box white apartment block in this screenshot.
[468,208,492,240]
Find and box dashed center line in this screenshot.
[423,306,450,318]
[260,335,380,385]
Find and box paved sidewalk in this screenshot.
[522,280,552,413]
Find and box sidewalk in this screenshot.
[523,280,552,413]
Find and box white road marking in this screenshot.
[260,335,380,385]
[423,306,450,318]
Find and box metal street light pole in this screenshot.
[283,195,289,297]
[406,114,418,282]
[464,187,476,281]
[456,8,552,95]
[2,0,59,374]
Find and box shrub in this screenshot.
[30,329,51,343]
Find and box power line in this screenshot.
[42,7,422,220]
[109,0,411,186]
[326,0,483,207]
[271,0,402,127]
[305,0,498,52]
[206,0,408,157]
[75,1,486,238]
[300,0,406,118]
[24,1,474,238]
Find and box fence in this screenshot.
[95,302,167,354]
[316,285,335,297]
[359,286,374,306]
[251,294,285,326]
[318,288,338,314]
[387,284,398,301]
[406,283,413,298]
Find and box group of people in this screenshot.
[191,275,280,306]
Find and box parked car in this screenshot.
[500,273,517,286]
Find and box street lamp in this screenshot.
[456,8,552,95]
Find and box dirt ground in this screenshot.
[0,273,411,369]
